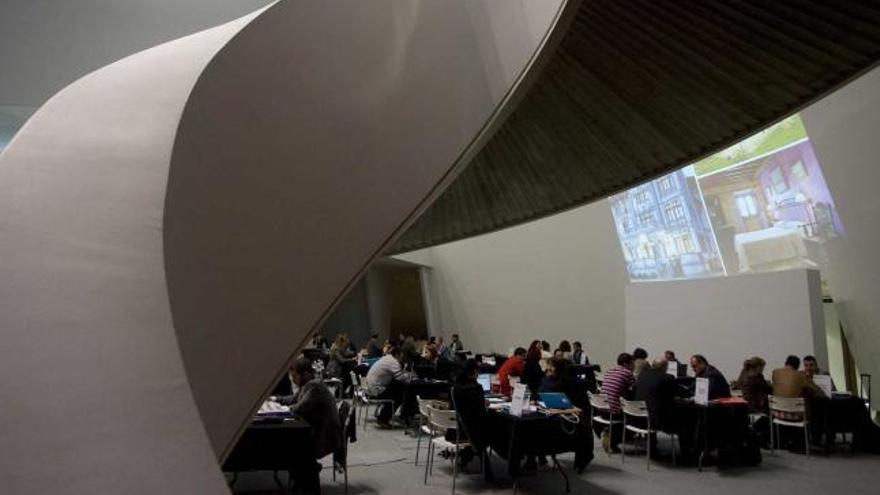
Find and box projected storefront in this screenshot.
[610,115,843,282]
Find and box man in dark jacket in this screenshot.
[690,354,731,399]
[634,358,680,431]
[277,357,340,494]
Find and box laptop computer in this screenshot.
[477,373,492,392]
[539,392,572,409]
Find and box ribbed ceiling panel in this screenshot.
[390,0,880,253]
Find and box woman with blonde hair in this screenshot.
[738,356,771,413]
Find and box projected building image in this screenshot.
[610,167,723,281]
[698,138,843,274]
[611,114,844,282]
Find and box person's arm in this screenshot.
[289,382,328,418]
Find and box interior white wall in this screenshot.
[802,66,880,402]
[425,201,628,368]
[626,269,826,379]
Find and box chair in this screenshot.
[423,406,470,494]
[350,371,394,433]
[620,398,676,469]
[332,400,355,493]
[415,396,446,466]
[769,395,810,455]
[589,392,621,457]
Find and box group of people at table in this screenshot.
[257,333,878,492]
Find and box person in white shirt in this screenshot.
[365,346,412,428]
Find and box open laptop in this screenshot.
[539,392,572,410]
[478,373,505,399]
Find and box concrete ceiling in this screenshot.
[0,0,274,108]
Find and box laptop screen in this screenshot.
[477,373,492,392]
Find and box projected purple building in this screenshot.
[610,167,723,280]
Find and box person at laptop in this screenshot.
[497,347,527,396]
[278,357,340,494]
[365,345,412,428]
[600,353,635,453]
[803,355,835,392]
[451,359,496,483]
[532,357,593,473]
[522,341,545,396]
[690,354,731,399]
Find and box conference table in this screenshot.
[486,406,593,492]
[673,397,752,471]
[809,393,870,453]
[222,416,316,491]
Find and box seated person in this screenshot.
[632,347,649,379]
[634,358,696,459]
[558,340,573,360]
[690,354,731,399]
[803,355,835,392]
[365,333,383,358]
[365,346,412,428]
[522,342,545,396]
[572,341,590,365]
[603,353,635,414]
[634,358,682,431]
[737,357,771,414]
[598,353,635,453]
[534,357,593,472]
[451,359,495,483]
[278,357,340,494]
[326,334,357,393]
[497,347,527,396]
[772,355,823,401]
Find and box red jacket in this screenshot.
[498,357,525,396]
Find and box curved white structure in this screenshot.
[0,1,569,493]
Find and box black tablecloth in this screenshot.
[223,417,314,472]
[810,395,878,452]
[672,399,753,468]
[486,409,593,477]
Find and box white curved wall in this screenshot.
[0,1,570,493]
[803,66,880,402]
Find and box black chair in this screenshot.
[333,400,355,493]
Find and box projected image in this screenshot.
[610,114,843,282]
[609,167,723,281]
[696,117,843,274]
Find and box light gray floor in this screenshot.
[230,420,880,495]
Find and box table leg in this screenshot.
[551,455,570,493]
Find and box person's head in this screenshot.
[553,348,564,359]
[425,345,438,361]
[428,336,437,345]
[458,358,479,383]
[785,355,800,370]
[573,341,583,351]
[652,357,668,369]
[633,347,648,361]
[513,347,527,360]
[750,356,766,373]
[291,357,315,387]
[333,333,348,349]
[803,355,819,376]
[452,333,460,342]
[541,340,550,352]
[559,340,572,353]
[665,350,677,362]
[371,333,379,341]
[526,342,543,362]
[386,345,401,360]
[690,354,708,376]
[547,357,569,379]
[617,352,634,370]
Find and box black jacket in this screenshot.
[634,366,682,430]
[451,380,489,450]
